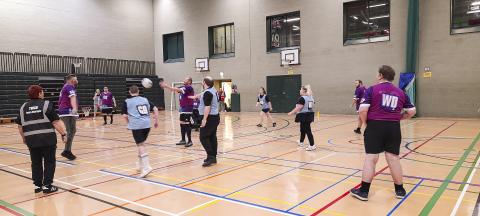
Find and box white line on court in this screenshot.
[0,163,177,216]
[0,148,73,167]
[450,154,480,216]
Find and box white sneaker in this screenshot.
[140,166,153,178]
[298,141,304,147]
[306,145,317,151]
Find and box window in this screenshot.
[266,11,300,52]
[163,32,184,63]
[451,0,480,34]
[209,23,235,58]
[343,0,390,45]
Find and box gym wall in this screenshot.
[153,0,480,117]
[0,0,155,61]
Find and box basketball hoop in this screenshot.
[82,106,91,119]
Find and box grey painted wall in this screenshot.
[0,0,155,60]
[154,0,479,117]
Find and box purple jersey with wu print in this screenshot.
[101,92,114,107]
[179,85,194,112]
[354,86,366,110]
[361,82,415,121]
[58,84,77,115]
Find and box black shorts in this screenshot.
[179,113,192,124]
[295,112,314,123]
[261,108,270,113]
[101,108,113,114]
[364,120,402,155]
[132,128,150,144]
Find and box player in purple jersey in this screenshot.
[350,65,416,202]
[58,74,79,160]
[352,80,366,134]
[160,77,195,147]
[100,86,117,125]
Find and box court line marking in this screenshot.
[419,130,480,216]
[311,121,457,215]
[459,150,480,190]
[0,199,34,216]
[450,149,480,216]
[0,147,73,166]
[100,170,302,216]
[386,178,424,215]
[0,163,176,216]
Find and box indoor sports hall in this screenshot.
[0,0,479,216]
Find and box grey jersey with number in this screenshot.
[125,96,152,130]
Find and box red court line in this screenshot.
[310,121,457,215]
[0,205,22,216]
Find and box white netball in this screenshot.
[141,78,153,89]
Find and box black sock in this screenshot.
[360,181,371,193]
[103,116,107,124]
[110,115,113,123]
[186,125,192,142]
[180,124,186,141]
[394,183,404,191]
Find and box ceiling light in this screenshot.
[351,16,359,20]
[286,18,300,22]
[467,9,480,14]
[368,3,387,8]
[472,1,480,6]
[369,15,390,20]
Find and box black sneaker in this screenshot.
[256,124,262,127]
[395,188,407,199]
[350,188,368,201]
[34,186,42,193]
[61,151,77,160]
[202,159,216,167]
[43,185,58,194]
[273,122,277,127]
[354,128,361,134]
[176,140,186,145]
[103,122,107,125]
[185,141,193,147]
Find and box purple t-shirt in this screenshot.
[100,92,114,108]
[58,84,77,115]
[179,85,194,112]
[361,82,415,121]
[354,86,366,110]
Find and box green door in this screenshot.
[267,75,301,113]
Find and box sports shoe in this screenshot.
[140,166,153,178]
[61,151,76,160]
[272,122,277,127]
[256,124,262,127]
[298,141,304,147]
[395,188,407,199]
[176,140,186,145]
[43,185,58,194]
[185,141,193,147]
[354,128,361,134]
[306,145,317,151]
[350,188,368,201]
[202,158,217,167]
[34,186,42,193]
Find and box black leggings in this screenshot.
[300,122,314,146]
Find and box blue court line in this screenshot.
[0,147,74,166]
[99,169,303,216]
[286,170,360,212]
[386,178,425,216]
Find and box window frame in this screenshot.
[343,0,391,46]
[266,11,301,53]
[162,31,185,63]
[208,23,235,59]
[450,0,480,35]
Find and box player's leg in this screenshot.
[257,111,265,127]
[305,122,316,151]
[266,111,276,127]
[42,145,58,193]
[299,122,307,147]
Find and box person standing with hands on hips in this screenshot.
[58,74,78,160]
[17,85,67,193]
[189,77,220,167]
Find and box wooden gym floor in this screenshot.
[0,112,479,216]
